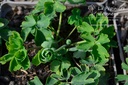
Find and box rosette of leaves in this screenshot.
[0,31,30,72]
[116,58,128,85]
[32,48,55,66]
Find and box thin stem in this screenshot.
[56,12,63,40]
[70,40,86,46]
[65,26,77,40]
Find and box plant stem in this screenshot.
[65,26,77,39]
[70,40,86,46]
[56,12,62,40]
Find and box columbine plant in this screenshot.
[0,0,116,84]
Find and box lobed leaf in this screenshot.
[21,15,36,28]
[29,76,43,85]
[97,33,110,44]
[54,1,66,13]
[77,22,94,33]
[37,13,51,28]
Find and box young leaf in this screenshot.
[21,15,36,28]
[40,48,54,63]
[77,22,94,33]
[97,33,110,44]
[68,8,82,26]
[29,76,43,85]
[0,31,30,72]
[0,53,13,64]
[9,58,21,72]
[37,13,51,28]
[54,1,66,13]
[44,2,56,18]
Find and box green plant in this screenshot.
[116,44,128,85]
[0,31,30,72]
[116,58,128,85]
[0,0,116,84]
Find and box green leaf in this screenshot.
[124,45,128,53]
[0,53,13,64]
[31,0,53,14]
[71,72,95,85]
[61,59,71,71]
[6,31,23,53]
[77,41,94,52]
[68,8,82,26]
[45,76,58,85]
[73,50,86,59]
[29,76,43,85]
[94,64,105,71]
[32,50,42,66]
[15,49,27,63]
[116,75,128,81]
[80,33,95,42]
[77,22,94,33]
[54,1,66,13]
[37,13,51,28]
[87,70,100,80]
[92,44,109,65]
[97,33,110,44]
[41,40,54,48]
[68,0,86,4]
[21,15,36,28]
[44,2,56,18]
[21,27,32,41]
[40,48,54,63]
[70,67,81,76]
[39,28,53,41]
[20,56,30,70]
[122,62,128,70]
[84,14,96,26]
[9,58,21,72]
[50,60,61,74]
[101,26,115,39]
[35,29,46,46]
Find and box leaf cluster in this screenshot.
[0,0,116,84]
